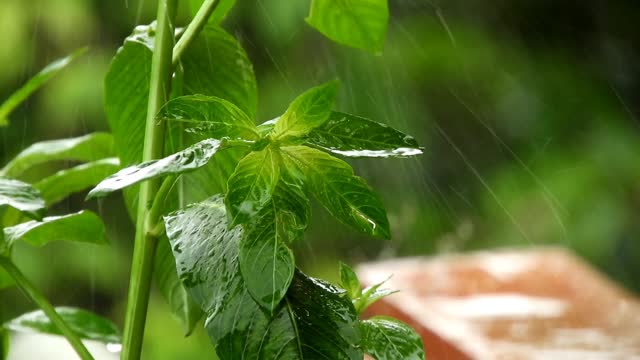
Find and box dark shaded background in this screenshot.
[1,0,639,357]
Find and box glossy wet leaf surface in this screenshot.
[35,158,120,205]
[154,237,203,336]
[4,307,121,344]
[225,147,280,227]
[306,0,389,52]
[0,178,45,220]
[87,139,224,199]
[273,80,339,139]
[271,162,311,243]
[165,196,363,359]
[239,202,295,313]
[3,210,106,248]
[282,146,390,238]
[159,95,258,140]
[360,316,425,360]
[306,112,423,158]
[1,132,115,178]
[0,48,86,126]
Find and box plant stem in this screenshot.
[172,0,220,67]
[0,257,94,360]
[121,0,178,359]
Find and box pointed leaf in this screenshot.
[3,210,106,248]
[158,95,258,140]
[225,147,280,227]
[239,202,295,313]
[306,0,389,52]
[1,132,115,178]
[306,111,423,158]
[165,196,362,359]
[354,278,397,314]
[87,139,225,199]
[0,48,86,126]
[272,80,339,139]
[339,262,361,299]
[154,236,203,336]
[0,178,45,220]
[360,317,425,360]
[4,307,121,344]
[190,0,236,24]
[164,195,244,314]
[282,146,390,238]
[35,158,120,205]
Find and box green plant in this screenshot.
[1,1,426,359]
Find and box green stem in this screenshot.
[172,0,220,67]
[121,0,178,359]
[0,257,94,360]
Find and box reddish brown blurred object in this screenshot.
[358,247,640,360]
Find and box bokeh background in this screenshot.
[1,0,640,357]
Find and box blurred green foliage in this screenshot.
[1,0,639,357]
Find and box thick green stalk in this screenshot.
[121,0,178,359]
[0,257,94,360]
[172,0,220,67]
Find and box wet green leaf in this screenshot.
[35,158,120,205]
[159,95,258,140]
[164,195,244,315]
[1,132,115,178]
[306,112,423,158]
[4,307,121,344]
[154,237,203,336]
[105,24,254,215]
[3,210,106,248]
[271,160,311,243]
[0,178,45,220]
[182,25,257,119]
[306,0,389,52]
[282,146,390,238]
[165,196,362,359]
[0,48,86,127]
[239,202,295,313]
[272,80,339,139]
[190,0,236,24]
[360,317,425,360]
[225,147,280,227]
[339,262,361,299]
[87,139,225,199]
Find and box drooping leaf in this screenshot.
[3,210,106,248]
[306,0,389,52]
[154,236,203,336]
[0,48,86,127]
[360,317,425,360]
[225,147,280,227]
[306,111,423,158]
[272,80,339,139]
[87,139,225,199]
[1,132,115,178]
[164,195,244,315]
[35,158,120,205]
[4,307,121,344]
[0,178,45,220]
[105,23,255,215]
[282,146,390,238]
[189,0,236,24]
[158,95,258,140]
[164,197,362,359]
[339,262,361,299]
[182,25,257,119]
[239,201,295,313]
